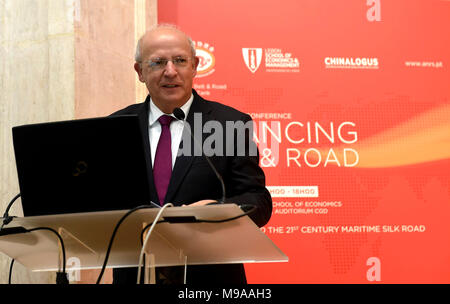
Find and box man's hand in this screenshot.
[182,199,217,207]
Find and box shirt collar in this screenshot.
[149,93,194,126]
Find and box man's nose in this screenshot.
[163,60,178,76]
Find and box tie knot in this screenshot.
[158,115,173,126]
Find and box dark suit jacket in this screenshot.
[111,90,272,284]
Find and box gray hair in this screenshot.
[135,24,196,63]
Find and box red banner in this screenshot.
[159,0,450,283]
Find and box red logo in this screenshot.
[194,41,216,78]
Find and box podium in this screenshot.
[0,204,288,282]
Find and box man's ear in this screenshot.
[134,62,145,83]
[192,56,200,77]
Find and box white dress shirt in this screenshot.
[148,94,194,168]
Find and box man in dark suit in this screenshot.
[112,25,272,284]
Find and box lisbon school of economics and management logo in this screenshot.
[194,41,216,78]
[242,48,263,73]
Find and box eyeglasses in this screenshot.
[144,57,191,71]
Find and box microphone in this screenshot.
[172,108,226,204]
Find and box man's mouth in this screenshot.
[161,84,180,88]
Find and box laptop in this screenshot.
[12,115,153,216]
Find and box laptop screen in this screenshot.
[12,115,151,216]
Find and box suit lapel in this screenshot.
[134,97,160,204]
[164,92,212,204]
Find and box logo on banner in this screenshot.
[194,41,216,78]
[324,57,379,69]
[243,48,300,73]
[242,48,263,73]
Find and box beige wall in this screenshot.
[75,0,154,118]
[0,0,76,284]
[0,0,156,284]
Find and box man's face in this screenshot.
[135,29,199,113]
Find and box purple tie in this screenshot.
[153,115,174,205]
